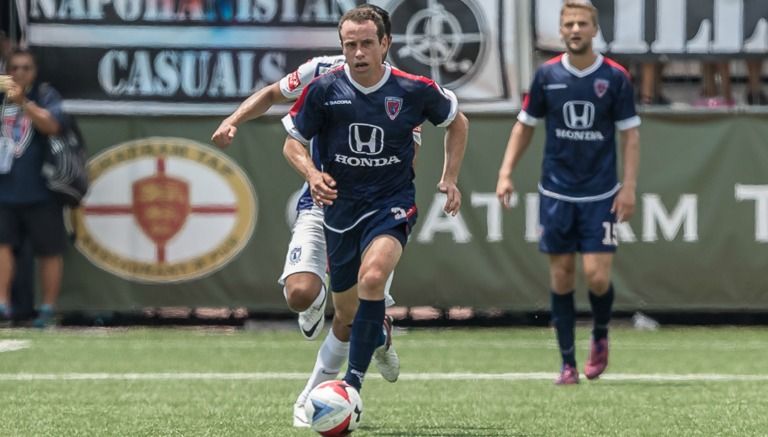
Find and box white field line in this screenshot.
[0,340,29,353]
[31,339,768,351]
[1,372,767,382]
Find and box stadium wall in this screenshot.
[60,114,768,312]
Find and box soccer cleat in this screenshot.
[298,287,327,340]
[584,338,609,380]
[0,305,10,327]
[292,399,310,428]
[554,364,580,385]
[373,315,400,383]
[32,305,55,329]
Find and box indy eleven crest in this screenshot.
[71,137,257,283]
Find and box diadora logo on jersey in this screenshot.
[558,101,604,141]
[385,97,403,120]
[544,83,568,90]
[388,0,488,88]
[325,99,352,106]
[348,123,384,155]
[594,79,609,98]
[71,137,257,283]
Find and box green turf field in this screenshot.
[1,326,767,436]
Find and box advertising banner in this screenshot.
[25,0,521,114]
[59,114,768,312]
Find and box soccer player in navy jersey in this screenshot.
[212,4,422,425]
[283,7,468,398]
[496,1,640,385]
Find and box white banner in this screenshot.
[535,0,768,56]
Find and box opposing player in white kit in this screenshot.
[211,5,409,427]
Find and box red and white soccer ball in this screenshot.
[304,380,363,436]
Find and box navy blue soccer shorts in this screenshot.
[324,205,417,292]
[538,193,618,254]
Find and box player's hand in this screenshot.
[310,171,337,206]
[612,185,636,222]
[496,175,516,209]
[437,180,461,216]
[5,81,25,105]
[211,122,237,148]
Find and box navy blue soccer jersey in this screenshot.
[282,64,457,230]
[518,54,640,201]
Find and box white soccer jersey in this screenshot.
[279,55,346,100]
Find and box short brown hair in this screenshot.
[560,1,598,27]
[338,7,386,42]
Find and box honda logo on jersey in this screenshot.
[563,101,595,129]
[348,123,385,155]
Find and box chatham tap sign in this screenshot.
[26,0,520,114]
[71,137,257,283]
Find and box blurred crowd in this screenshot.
[636,59,767,108]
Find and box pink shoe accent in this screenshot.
[584,338,609,380]
[554,364,580,385]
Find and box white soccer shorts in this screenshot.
[277,206,396,306]
[278,207,327,286]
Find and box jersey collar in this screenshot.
[561,53,604,78]
[344,64,391,94]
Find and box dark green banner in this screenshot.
[59,114,768,312]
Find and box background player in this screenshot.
[282,7,468,402]
[496,1,640,384]
[211,4,408,426]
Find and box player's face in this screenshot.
[340,20,389,78]
[7,54,36,88]
[560,8,597,55]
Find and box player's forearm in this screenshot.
[498,122,534,178]
[283,137,318,182]
[619,128,640,189]
[441,112,468,183]
[22,100,61,136]
[227,83,287,126]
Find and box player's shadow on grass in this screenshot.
[367,424,534,436]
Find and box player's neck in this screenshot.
[349,63,386,88]
[566,51,598,71]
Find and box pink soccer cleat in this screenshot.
[584,338,609,380]
[554,364,580,385]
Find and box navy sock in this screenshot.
[343,299,385,391]
[551,291,576,367]
[589,285,614,341]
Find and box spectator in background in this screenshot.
[639,61,669,105]
[0,48,67,327]
[696,61,734,107]
[745,59,767,105]
[0,31,12,73]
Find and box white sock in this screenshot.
[296,329,349,404]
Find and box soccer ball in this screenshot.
[304,380,363,436]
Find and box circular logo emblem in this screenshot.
[72,137,257,283]
[387,0,488,88]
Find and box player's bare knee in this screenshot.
[283,283,317,312]
[550,268,575,293]
[357,269,388,297]
[584,269,611,294]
